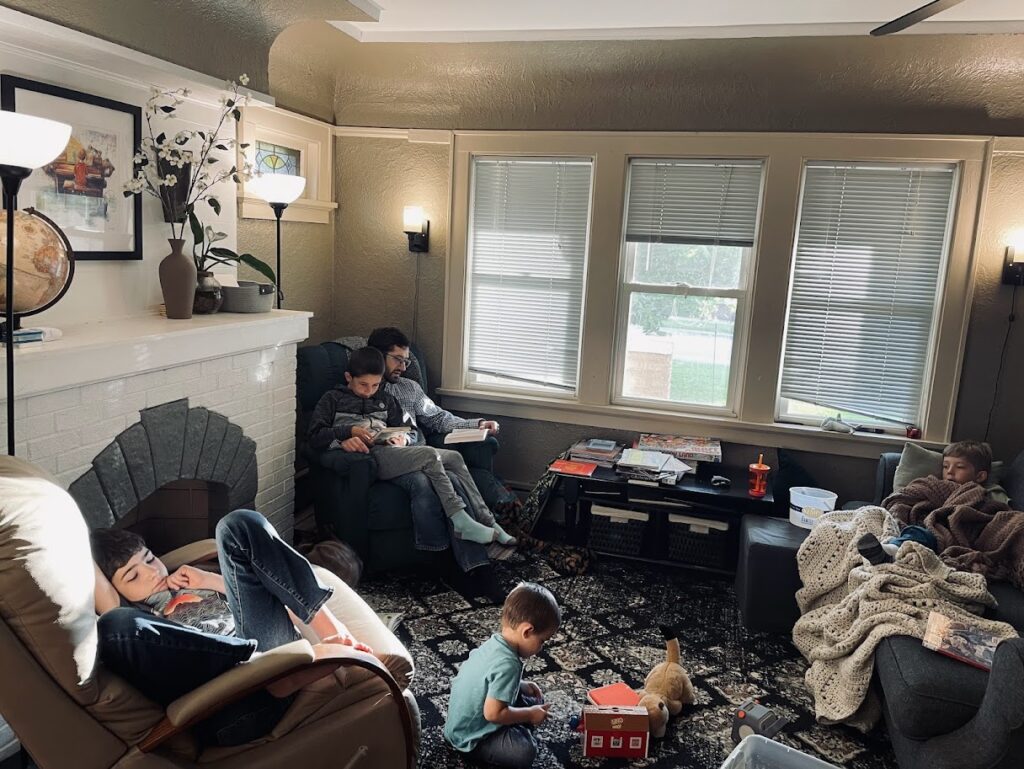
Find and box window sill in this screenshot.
[436,387,939,460]
[239,196,337,225]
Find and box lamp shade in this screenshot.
[247,173,306,205]
[403,206,424,233]
[0,111,71,169]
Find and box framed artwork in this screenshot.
[0,75,142,260]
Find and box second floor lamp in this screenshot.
[247,173,305,309]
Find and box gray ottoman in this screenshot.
[735,516,808,634]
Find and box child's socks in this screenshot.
[491,522,517,547]
[450,509,496,544]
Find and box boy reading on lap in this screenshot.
[307,346,515,546]
[445,582,560,769]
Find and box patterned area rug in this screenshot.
[358,553,899,769]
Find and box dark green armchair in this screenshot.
[295,341,499,572]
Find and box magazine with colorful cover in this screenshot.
[637,433,722,462]
[922,611,1002,671]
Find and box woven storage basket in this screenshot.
[221,280,274,313]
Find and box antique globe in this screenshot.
[0,207,74,320]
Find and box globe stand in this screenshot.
[1,164,31,456]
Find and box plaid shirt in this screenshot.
[383,376,479,442]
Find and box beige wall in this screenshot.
[331,137,450,389]
[237,219,335,344]
[953,149,1024,460]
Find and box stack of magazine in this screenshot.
[636,433,722,466]
[569,439,623,468]
[615,449,692,486]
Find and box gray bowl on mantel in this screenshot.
[221,281,274,313]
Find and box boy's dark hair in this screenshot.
[943,440,993,473]
[346,347,385,377]
[502,582,561,634]
[367,327,411,354]
[90,528,147,580]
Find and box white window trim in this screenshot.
[443,131,988,458]
[237,105,338,224]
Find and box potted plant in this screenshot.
[123,75,256,318]
[188,211,277,313]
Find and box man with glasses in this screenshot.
[367,327,504,599]
[368,327,500,439]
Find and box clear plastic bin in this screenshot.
[721,736,840,769]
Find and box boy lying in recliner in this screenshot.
[91,508,371,746]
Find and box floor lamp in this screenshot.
[246,173,305,309]
[0,112,71,456]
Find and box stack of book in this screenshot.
[637,433,722,465]
[1,327,45,345]
[569,438,623,468]
[615,449,692,486]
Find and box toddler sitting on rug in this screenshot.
[445,582,560,769]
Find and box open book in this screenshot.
[369,426,411,445]
[444,427,489,444]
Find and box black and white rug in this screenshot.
[359,554,899,769]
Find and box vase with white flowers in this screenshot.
[124,74,275,318]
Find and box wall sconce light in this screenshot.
[1004,245,1024,286]
[403,205,429,253]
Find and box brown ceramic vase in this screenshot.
[159,238,197,319]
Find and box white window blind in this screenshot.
[779,161,957,424]
[626,159,763,247]
[466,158,593,394]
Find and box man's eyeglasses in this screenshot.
[387,353,412,368]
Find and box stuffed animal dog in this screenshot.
[637,626,696,737]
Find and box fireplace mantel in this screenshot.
[2,310,311,399]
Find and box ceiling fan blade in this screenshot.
[870,0,968,36]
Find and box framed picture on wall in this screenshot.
[0,75,142,260]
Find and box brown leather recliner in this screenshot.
[0,456,419,768]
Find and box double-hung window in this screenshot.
[464,157,594,396]
[615,159,764,412]
[778,161,958,428]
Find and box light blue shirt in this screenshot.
[444,633,523,751]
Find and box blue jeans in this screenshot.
[390,471,490,572]
[467,692,541,769]
[97,509,334,745]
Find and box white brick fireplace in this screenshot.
[0,310,309,540]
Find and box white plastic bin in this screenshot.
[721,735,840,769]
[788,487,838,529]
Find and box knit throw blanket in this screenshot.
[884,475,1024,589]
[793,506,1016,731]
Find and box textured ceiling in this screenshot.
[0,0,372,91]
[269,21,1024,136]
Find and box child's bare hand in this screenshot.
[341,436,370,453]
[350,426,375,446]
[527,703,551,725]
[166,565,213,591]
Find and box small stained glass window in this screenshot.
[255,141,301,175]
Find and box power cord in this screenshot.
[984,283,1019,442]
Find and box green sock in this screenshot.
[450,509,496,544]
[491,523,517,546]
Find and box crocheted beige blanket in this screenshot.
[793,507,1017,731]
